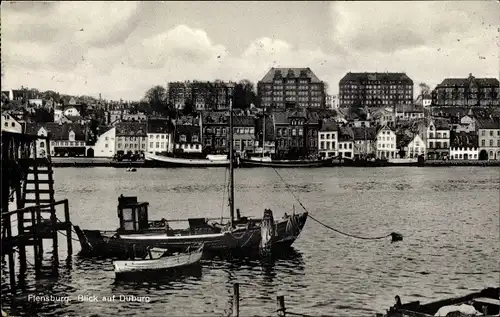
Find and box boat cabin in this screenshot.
[117,195,150,233]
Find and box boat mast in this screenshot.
[262,108,266,158]
[229,97,235,227]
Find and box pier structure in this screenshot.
[1,131,73,289]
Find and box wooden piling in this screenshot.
[17,211,27,273]
[5,217,16,288]
[64,200,72,255]
[276,295,286,317]
[31,209,41,275]
[50,207,59,264]
[232,283,240,317]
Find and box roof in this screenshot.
[115,121,147,136]
[450,131,478,148]
[395,104,424,113]
[29,122,86,141]
[259,67,323,84]
[476,118,500,130]
[233,116,255,127]
[396,133,413,148]
[202,111,229,125]
[147,118,171,134]
[436,74,499,88]
[320,119,338,132]
[175,125,201,143]
[339,72,413,84]
[175,115,199,126]
[338,126,353,141]
[352,127,376,140]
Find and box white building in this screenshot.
[318,119,338,158]
[326,95,338,110]
[1,113,23,133]
[375,125,397,159]
[405,134,426,158]
[450,132,479,160]
[90,127,116,157]
[147,119,174,154]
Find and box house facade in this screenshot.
[337,127,353,158]
[232,116,256,155]
[318,119,338,158]
[449,131,479,160]
[115,122,147,156]
[352,127,376,158]
[405,134,426,158]
[426,119,450,159]
[175,123,203,153]
[147,118,173,155]
[477,118,500,160]
[1,113,23,133]
[90,127,116,157]
[202,112,229,154]
[33,123,86,157]
[375,125,397,159]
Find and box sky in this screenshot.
[2,1,499,101]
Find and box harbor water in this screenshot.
[1,166,499,316]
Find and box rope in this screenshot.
[271,167,402,241]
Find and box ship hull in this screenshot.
[145,153,229,167]
[240,158,332,168]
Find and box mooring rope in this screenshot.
[271,167,402,241]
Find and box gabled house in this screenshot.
[426,119,450,159]
[175,116,203,154]
[402,134,426,158]
[232,116,256,155]
[375,125,397,159]
[27,123,87,157]
[337,126,354,158]
[115,121,147,156]
[89,127,116,158]
[202,111,229,154]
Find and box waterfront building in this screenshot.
[90,127,116,158]
[337,127,354,159]
[375,125,397,159]
[1,113,23,133]
[477,118,500,160]
[432,73,500,107]
[147,118,173,155]
[339,72,414,108]
[202,111,229,154]
[449,131,479,160]
[318,119,338,159]
[258,67,326,109]
[30,123,86,157]
[397,133,426,158]
[115,121,147,156]
[426,119,450,160]
[352,127,376,158]
[232,116,256,155]
[174,115,203,153]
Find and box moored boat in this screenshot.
[113,244,204,275]
[378,287,499,317]
[239,157,332,168]
[145,152,230,167]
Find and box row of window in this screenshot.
[119,136,147,141]
[319,133,336,140]
[277,127,303,137]
[480,130,500,137]
[378,143,394,149]
[319,141,336,150]
[377,136,395,141]
[340,94,412,99]
[428,132,449,138]
[481,139,500,147]
[428,142,449,148]
[117,143,146,149]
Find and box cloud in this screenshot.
[1,1,499,101]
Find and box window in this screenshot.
[180,134,187,142]
[149,142,153,148]
[490,140,493,146]
[490,131,493,136]
[105,144,108,148]
[156,142,159,148]
[3,122,7,127]
[481,140,485,146]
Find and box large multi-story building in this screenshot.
[167,81,235,111]
[115,122,147,156]
[477,118,500,160]
[258,68,326,109]
[432,74,500,107]
[339,72,414,108]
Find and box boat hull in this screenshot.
[113,246,203,274]
[145,153,229,167]
[240,158,332,168]
[74,212,308,257]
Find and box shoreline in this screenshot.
[49,157,500,168]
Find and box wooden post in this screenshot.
[5,215,16,288]
[31,209,41,275]
[17,211,27,273]
[51,207,59,264]
[276,295,286,317]
[64,199,72,256]
[232,283,240,317]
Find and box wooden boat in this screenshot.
[113,244,204,275]
[145,152,230,167]
[74,100,308,257]
[379,287,499,317]
[239,157,332,168]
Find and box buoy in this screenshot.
[391,232,403,243]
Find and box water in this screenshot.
[2,167,499,316]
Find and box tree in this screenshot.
[144,85,168,115]
[419,83,431,96]
[233,79,257,109]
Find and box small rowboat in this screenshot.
[113,243,204,275]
